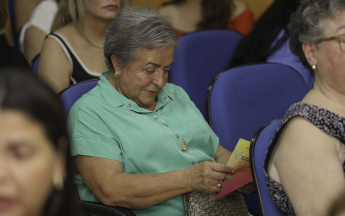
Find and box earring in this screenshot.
[312,64,317,70]
[114,71,119,78]
[53,173,64,191]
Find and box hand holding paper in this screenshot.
[210,139,253,200]
[226,138,251,174]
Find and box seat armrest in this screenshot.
[78,201,136,216]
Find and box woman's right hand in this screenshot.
[184,161,234,192]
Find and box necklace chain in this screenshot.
[76,25,104,49]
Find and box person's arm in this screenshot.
[24,26,46,62]
[214,144,232,165]
[14,0,43,32]
[38,36,72,93]
[269,117,345,216]
[4,18,14,46]
[75,155,233,209]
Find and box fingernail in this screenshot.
[226,175,232,180]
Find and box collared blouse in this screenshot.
[68,71,219,216]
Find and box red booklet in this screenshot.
[216,172,253,199]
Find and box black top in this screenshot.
[0,39,31,71]
[263,102,345,216]
[47,33,100,85]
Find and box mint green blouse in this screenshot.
[68,71,219,216]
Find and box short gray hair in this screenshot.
[104,6,179,70]
[289,0,345,71]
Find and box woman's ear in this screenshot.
[302,42,318,66]
[111,55,122,75]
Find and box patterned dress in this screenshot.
[263,102,345,216]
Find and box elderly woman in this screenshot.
[264,0,345,215]
[68,6,250,216]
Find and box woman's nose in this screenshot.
[153,70,167,88]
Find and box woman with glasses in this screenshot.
[264,0,345,215]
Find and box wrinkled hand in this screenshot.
[184,161,234,193]
[237,182,256,194]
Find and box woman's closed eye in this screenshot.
[9,143,35,161]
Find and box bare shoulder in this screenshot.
[54,22,75,37]
[231,0,249,19]
[276,116,337,152]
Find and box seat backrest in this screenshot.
[170,30,244,120]
[250,118,286,216]
[58,79,99,119]
[31,53,40,75]
[208,63,309,152]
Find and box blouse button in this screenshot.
[182,141,188,151]
[175,134,180,139]
[127,103,132,107]
[153,115,158,119]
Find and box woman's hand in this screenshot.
[184,161,234,193]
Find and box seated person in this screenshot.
[158,0,255,36]
[0,0,30,70]
[0,69,79,216]
[18,0,59,62]
[14,0,44,33]
[38,0,129,93]
[229,0,314,89]
[264,0,345,215]
[68,6,251,216]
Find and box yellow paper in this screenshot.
[226,138,251,175]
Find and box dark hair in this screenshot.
[162,0,234,30]
[289,0,345,71]
[0,69,79,216]
[229,0,299,67]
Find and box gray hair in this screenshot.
[289,0,345,71]
[104,6,179,70]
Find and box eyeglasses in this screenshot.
[317,34,345,52]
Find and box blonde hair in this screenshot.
[51,0,130,32]
[0,0,8,34]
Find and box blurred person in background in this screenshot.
[264,0,345,215]
[18,0,60,63]
[158,0,255,37]
[38,0,129,94]
[0,69,79,216]
[0,0,30,70]
[228,0,315,89]
[14,0,44,33]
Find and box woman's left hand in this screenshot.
[237,182,255,194]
